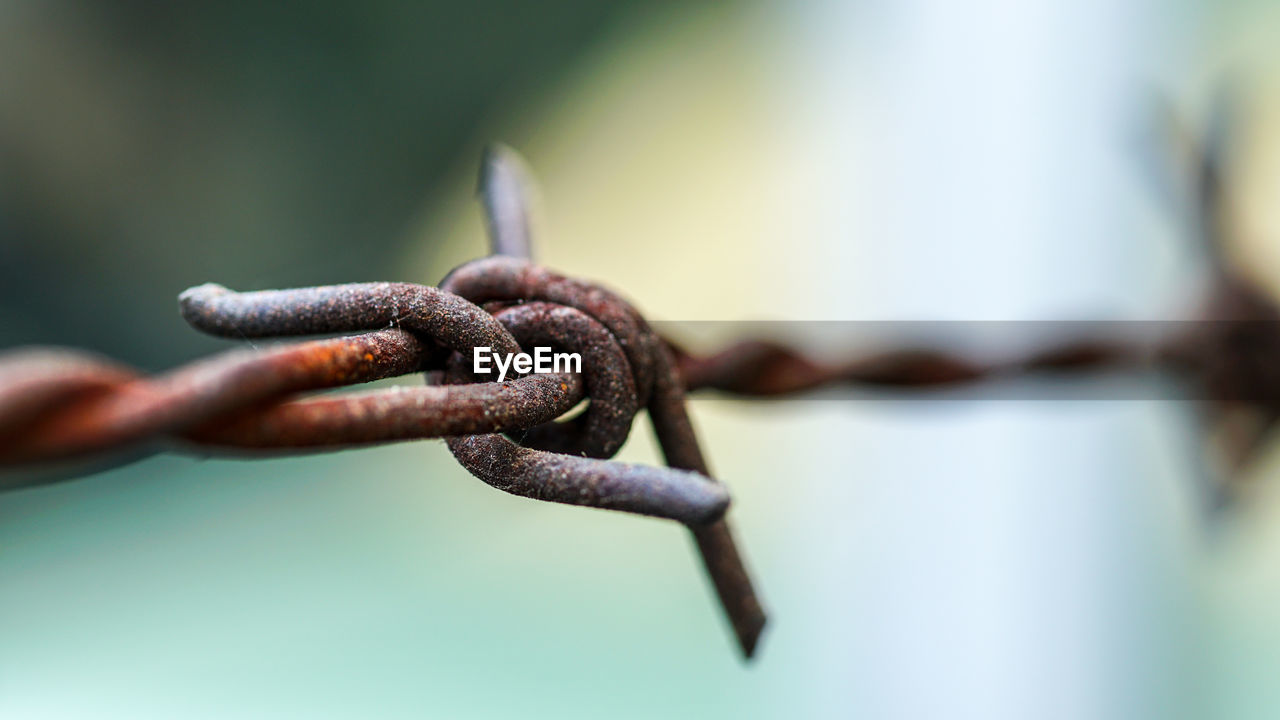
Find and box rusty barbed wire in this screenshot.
[3,106,1279,659]
[664,94,1280,504]
[0,144,766,659]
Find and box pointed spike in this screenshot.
[1199,84,1240,271]
[477,143,538,261]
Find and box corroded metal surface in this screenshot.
[4,114,1276,661]
[0,329,427,465]
[0,148,775,658]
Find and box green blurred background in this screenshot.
[5,0,1280,717]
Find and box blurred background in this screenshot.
[4,0,1280,717]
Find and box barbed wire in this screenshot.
[4,108,1280,660]
[0,144,774,658]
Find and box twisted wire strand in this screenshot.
[0,329,426,466]
[0,328,591,470]
[670,338,1149,396]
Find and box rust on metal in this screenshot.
[0,329,426,466]
[190,373,584,450]
[5,113,1279,659]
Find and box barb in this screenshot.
[478,143,539,259]
[440,255,768,658]
[1145,90,1280,491]
[470,148,769,655]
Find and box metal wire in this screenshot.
[0,148,772,659]
[4,112,1280,659]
